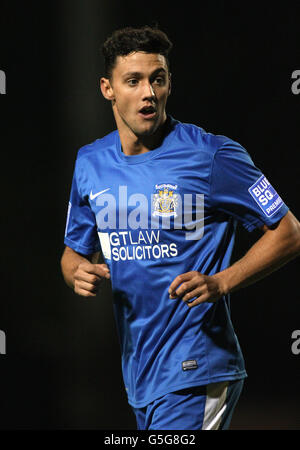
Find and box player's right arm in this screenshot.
[61,246,110,297]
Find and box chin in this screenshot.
[139,125,157,136]
[138,119,162,137]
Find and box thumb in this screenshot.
[93,263,110,279]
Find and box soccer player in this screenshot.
[61,26,300,430]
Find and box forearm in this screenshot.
[214,211,300,296]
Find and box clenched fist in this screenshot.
[73,262,110,297]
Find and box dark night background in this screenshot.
[0,0,299,430]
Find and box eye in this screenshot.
[127,79,139,86]
[153,76,166,86]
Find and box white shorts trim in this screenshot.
[202,381,228,430]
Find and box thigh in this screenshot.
[202,379,244,430]
[132,405,147,430]
[148,385,207,430]
[132,380,244,430]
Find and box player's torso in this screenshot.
[83,140,215,264]
[73,128,247,402]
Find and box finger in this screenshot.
[77,290,96,298]
[169,278,198,299]
[168,272,194,296]
[74,284,97,297]
[75,270,103,285]
[186,292,216,308]
[186,298,203,308]
[93,263,111,279]
[76,280,100,294]
[182,287,203,302]
[78,262,110,279]
[186,296,206,307]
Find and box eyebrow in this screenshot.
[122,68,167,79]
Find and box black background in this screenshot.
[0,0,299,430]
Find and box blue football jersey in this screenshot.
[64,116,289,407]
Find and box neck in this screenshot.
[114,112,169,156]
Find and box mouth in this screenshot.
[138,105,157,119]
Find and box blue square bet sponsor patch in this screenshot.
[248,175,284,218]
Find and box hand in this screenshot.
[73,262,110,297]
[168,271,224,308]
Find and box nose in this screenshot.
[142,81,155,100]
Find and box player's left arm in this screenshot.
[168,211,300,308]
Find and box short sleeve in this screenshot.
[64,158,100,255]
[210,140,289,231]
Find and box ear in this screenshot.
[168,72,172,96]
[100,77,115,101]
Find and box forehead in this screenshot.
[113,52,168,76]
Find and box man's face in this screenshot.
[102,51,171,138]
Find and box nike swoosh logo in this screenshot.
[89,188,110,200]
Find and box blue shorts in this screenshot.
[132,379,244,430]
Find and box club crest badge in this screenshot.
[153,183,179,217]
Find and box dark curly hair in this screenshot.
[102,25,173,79]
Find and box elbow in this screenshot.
[60,248,66,273]
[295,230,300,256]
[287,212,300,256]
[60,247,71,286]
